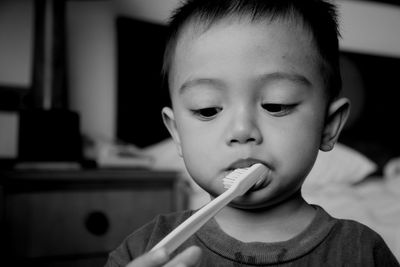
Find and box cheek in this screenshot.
[176,119,215,165]
[271,111,325,171]
[293,117,324,156]
[175,118,225,191]
[179,127,219,170]
[274,129,319,168]
[294,101,326,143]
[176,112,220,153]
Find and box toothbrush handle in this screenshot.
[150,188,236,254]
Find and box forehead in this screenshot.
[169,19,324,93]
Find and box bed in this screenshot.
[142,139,400,260]
[303,176,400,260]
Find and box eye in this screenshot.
[192,107,222,120]
[261,103,297,116]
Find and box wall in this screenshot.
[115,0,400,57]
[66,1,116,142]
[0,0,33,87]
[115,0,178,24]
[0,0,32,158]
[112,0,400,145]
[1,0,400,146]
[338,0,400,57]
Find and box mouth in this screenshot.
[248,175,271,192]
[225,158,272,192]
[227,158,268,170]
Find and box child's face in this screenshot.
[163,20,337,209]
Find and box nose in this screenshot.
[226,108,263,146]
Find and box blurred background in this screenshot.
[1,0,400,266]
[1,0,400,166]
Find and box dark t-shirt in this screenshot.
[105,205,399,266]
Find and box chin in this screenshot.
[228,200,275,211]
[228,186,299,211]
[228,191,275,210]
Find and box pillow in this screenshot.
[144,139,377,186]
[303,143,377,187]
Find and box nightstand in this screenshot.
[0,169,188,267]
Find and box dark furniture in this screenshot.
[0,169,188,267]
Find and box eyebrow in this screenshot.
[179,78,225,94]
[258,72,312,87]
[178,71,312,94]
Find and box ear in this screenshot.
[320,98,351,152]
[162,107,183,157]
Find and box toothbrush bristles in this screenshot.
[223,167,250,189]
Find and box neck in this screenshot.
[214,190,316,243]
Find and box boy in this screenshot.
[106,0,399,266]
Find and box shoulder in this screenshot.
[331,217,384,244]
[322,211,399,265]
[105,210,194,267]
[314,205,383,243]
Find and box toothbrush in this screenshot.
[150,163,269,254]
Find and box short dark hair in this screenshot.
[162,0,342,100]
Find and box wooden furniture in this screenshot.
[0,169,188,267]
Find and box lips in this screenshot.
[225,158,272,192]
[249,176,270,192]
[227,158,267,170]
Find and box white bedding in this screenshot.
[143,139,400,260]
[185,177,400,260]
[303,177,400,260]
